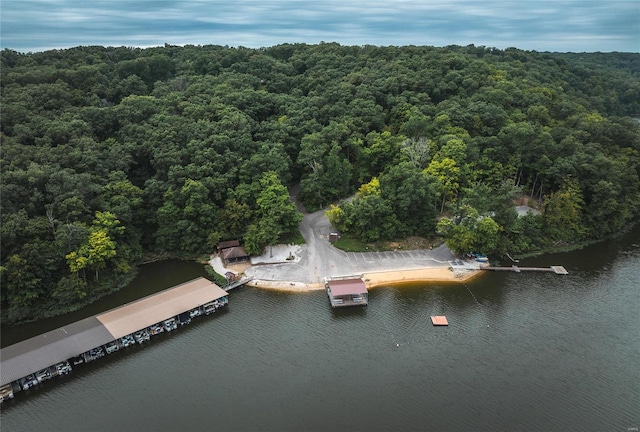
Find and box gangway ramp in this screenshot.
[223,276,254,291]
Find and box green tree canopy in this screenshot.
[2,44,639,322]
[244,172,302,255]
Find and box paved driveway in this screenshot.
[244,191,456,284]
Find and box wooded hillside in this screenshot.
[2,44,639,323]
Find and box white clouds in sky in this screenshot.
[1,0,638,52]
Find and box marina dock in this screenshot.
[482,265,568,274]
[0,277,229,402]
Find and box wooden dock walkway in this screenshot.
[482,265,568,275]
[222,276,254,291]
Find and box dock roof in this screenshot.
[0,317,115,386]
[97,277,228,338]
[0,277,227,386]
[327,278,367,296]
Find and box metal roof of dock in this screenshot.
[0,317,114,386]
[327,278,368,296]
[96,277,228,338]
[0,278,226,386]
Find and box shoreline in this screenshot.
[364,267,483,289]
[245,266,483,293]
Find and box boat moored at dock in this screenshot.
[0,384,14,402]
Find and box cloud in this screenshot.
[1,0,638,52]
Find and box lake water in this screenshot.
[1,227,639,432]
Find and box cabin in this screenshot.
[218,240,249,265]
[221,246,249,265]
[325,277,368,308]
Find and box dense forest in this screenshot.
[1,43,639,323]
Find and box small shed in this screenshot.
[325,278,368,308]
[222,246,249,264]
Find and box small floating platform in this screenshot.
[430,316,448,326]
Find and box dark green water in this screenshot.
[1,228,639,432]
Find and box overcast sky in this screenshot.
[1,0,638,53]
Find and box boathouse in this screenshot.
[0,277,228,400]
[325,277,368,308]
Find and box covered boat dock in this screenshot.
[325,277,368,308]
[95,277,227,339]
[0,277,228,399]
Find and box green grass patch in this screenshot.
[332,236,370,252]
[279,231,306,245]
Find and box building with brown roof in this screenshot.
[217,240,240,253]
[221,246,249,265]
[325,277,368,308]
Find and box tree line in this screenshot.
[1,43,639,323]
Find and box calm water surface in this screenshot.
[1,228,639,432]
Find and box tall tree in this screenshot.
[155,179,218,254]
[436,206,502,255]
[380,162,437,236]
[542,178,585,242]
[424,157,461,213]
[244,172,302,255]
[65,212,122,282]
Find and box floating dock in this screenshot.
[430,316,449,326]
[482,265,568,274]
[325,276,368,308]
[0,277,228,402]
